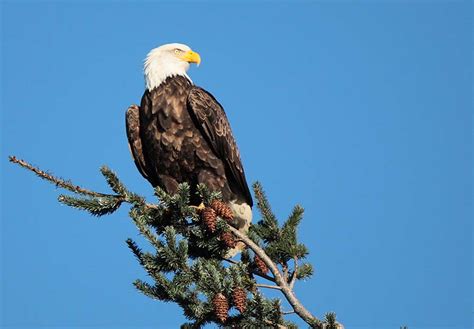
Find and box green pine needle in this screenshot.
[100,166,128,196]
[325,312,338,329]
[296,263,314,280]
[58,194,122,216]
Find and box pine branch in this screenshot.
[9,156,342,328]
[9,156,113,198]
[58,194,122,216]
[252,181,280,242]
[126,238,145,266]
[129,207,163,250]
[253,181,277,224]
[100,165,129,196]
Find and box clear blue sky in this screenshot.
[1,1,471,328]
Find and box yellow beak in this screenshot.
[181,50,201,66]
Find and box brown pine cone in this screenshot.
[232,286,247,313]
[212,292,229,323]
[210,199,234,221]
[254,255,269,274]
[201,207,217,233]
[220,231,236,248]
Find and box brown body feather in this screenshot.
[126,75,252,207]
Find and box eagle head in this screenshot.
[144,43,201,91]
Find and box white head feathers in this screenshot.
[144,43,200,91]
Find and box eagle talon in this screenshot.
[191,203,206,211]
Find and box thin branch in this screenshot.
[252,271,276,283]
[223,258,239,265]
[227,225,322,328]
[282,262,289,281]
[289,256,298,289]
[9,156,113,198]
[222,257,276,283]
[8,156,163,212]
[256,283,281,290]
[282,310,296,315]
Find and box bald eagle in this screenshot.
[126,43,253,254]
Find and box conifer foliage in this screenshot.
[9,156,343,329]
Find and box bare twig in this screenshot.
[282,310,296,315]
[9,156,113,198]
[9,156,161,212]
[227,225,322,328]
[289,256,298,289]
[256,283,281,290]
[282,262,289,281]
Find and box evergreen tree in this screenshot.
[9,155,343,328]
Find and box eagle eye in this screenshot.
[174,49,182,55]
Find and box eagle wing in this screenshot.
[187,87,253,207]
[125,104,153,184]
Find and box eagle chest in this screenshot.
[141,95,213,179]
[151,108,196,170]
